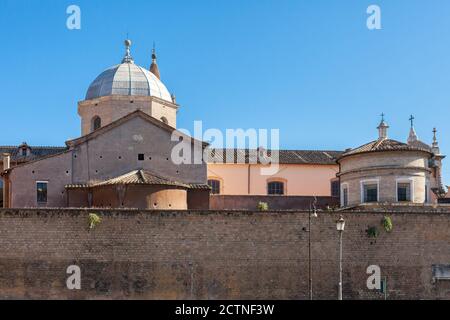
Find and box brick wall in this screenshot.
[0,208,449,299]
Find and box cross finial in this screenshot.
[433,127,437,141]
[152,41,157,61]
[409,115,415,128]
[381,112,385,122]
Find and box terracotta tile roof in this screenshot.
[206,148,342,165]
[0,145,67,162]
[65,169,210,190]
[340,138,432,159]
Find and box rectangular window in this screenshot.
[138,154,145,161]
[331,180,340,197]
[36,182,48,203]
[432,265,450,281]
[425,184,428,203]
[268,181,284,195]
[208,179,221,195]
[397,182,411,202]
[363,183,378,202]
[342,187,348,207]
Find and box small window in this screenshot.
[36,182,48,203]
[425,184,428,203]
[432,265,450,281]
[397,182,411,202]
[92,116,101,131]
[138,154,145,161]
[268,181,284,195]
[363,183,378,202]
[208,179,221,195]
[341,185,348,207]
[331,180,340,197]
[21,148,27,156]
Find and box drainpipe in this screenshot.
[2,153,11,208]
[248,164,251,194]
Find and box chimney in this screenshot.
[3,153,10,171]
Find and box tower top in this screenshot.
[407,115,418,144]
[377,113,389,139]
[150,42,161,80]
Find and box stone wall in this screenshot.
[0,208,449,300]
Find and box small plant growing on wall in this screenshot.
[88,213,101,230]
[257,202,269,211]
[366,226,379,238]
[382,216,393,232]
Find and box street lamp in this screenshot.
[308,197,318,300]
[336,215,345,300]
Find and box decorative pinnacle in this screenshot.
[122,39,134,63]
[377,113,389,139]
[152,42,157,62]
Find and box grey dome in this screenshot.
[85,63,172,102]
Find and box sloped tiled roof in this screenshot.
[206,148,342,165]
[0,145,67,162]
[340,138,432,158]
[65,169,210,190]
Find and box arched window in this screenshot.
[92,116,101,132]
[268,181,284,195]
[208,179,221,195]
[161,117,168,125]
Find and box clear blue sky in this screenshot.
[0,0,449,183]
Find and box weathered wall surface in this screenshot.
[8,113,207,208]
[209,195,339,210]
[0,208,449,300]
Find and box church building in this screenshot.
[0,40,447,210]
[1,40,210,210]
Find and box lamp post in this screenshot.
[336,215,345,300]
[308,197,318,300]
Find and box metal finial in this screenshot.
[152,42,157,61]
[409,115,415,128]
[380,112,385,122]
[122,39,134,63]
[433,127,437,142]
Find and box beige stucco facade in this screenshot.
[338,150,435,207]
[207,163,339,196]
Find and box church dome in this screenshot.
[85,40,172,102]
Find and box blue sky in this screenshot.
[0,0,449,183]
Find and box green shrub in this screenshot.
[257,202,269,211]
[382,216,393,232]
[88,213,101,230]
[367,226,379,238]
